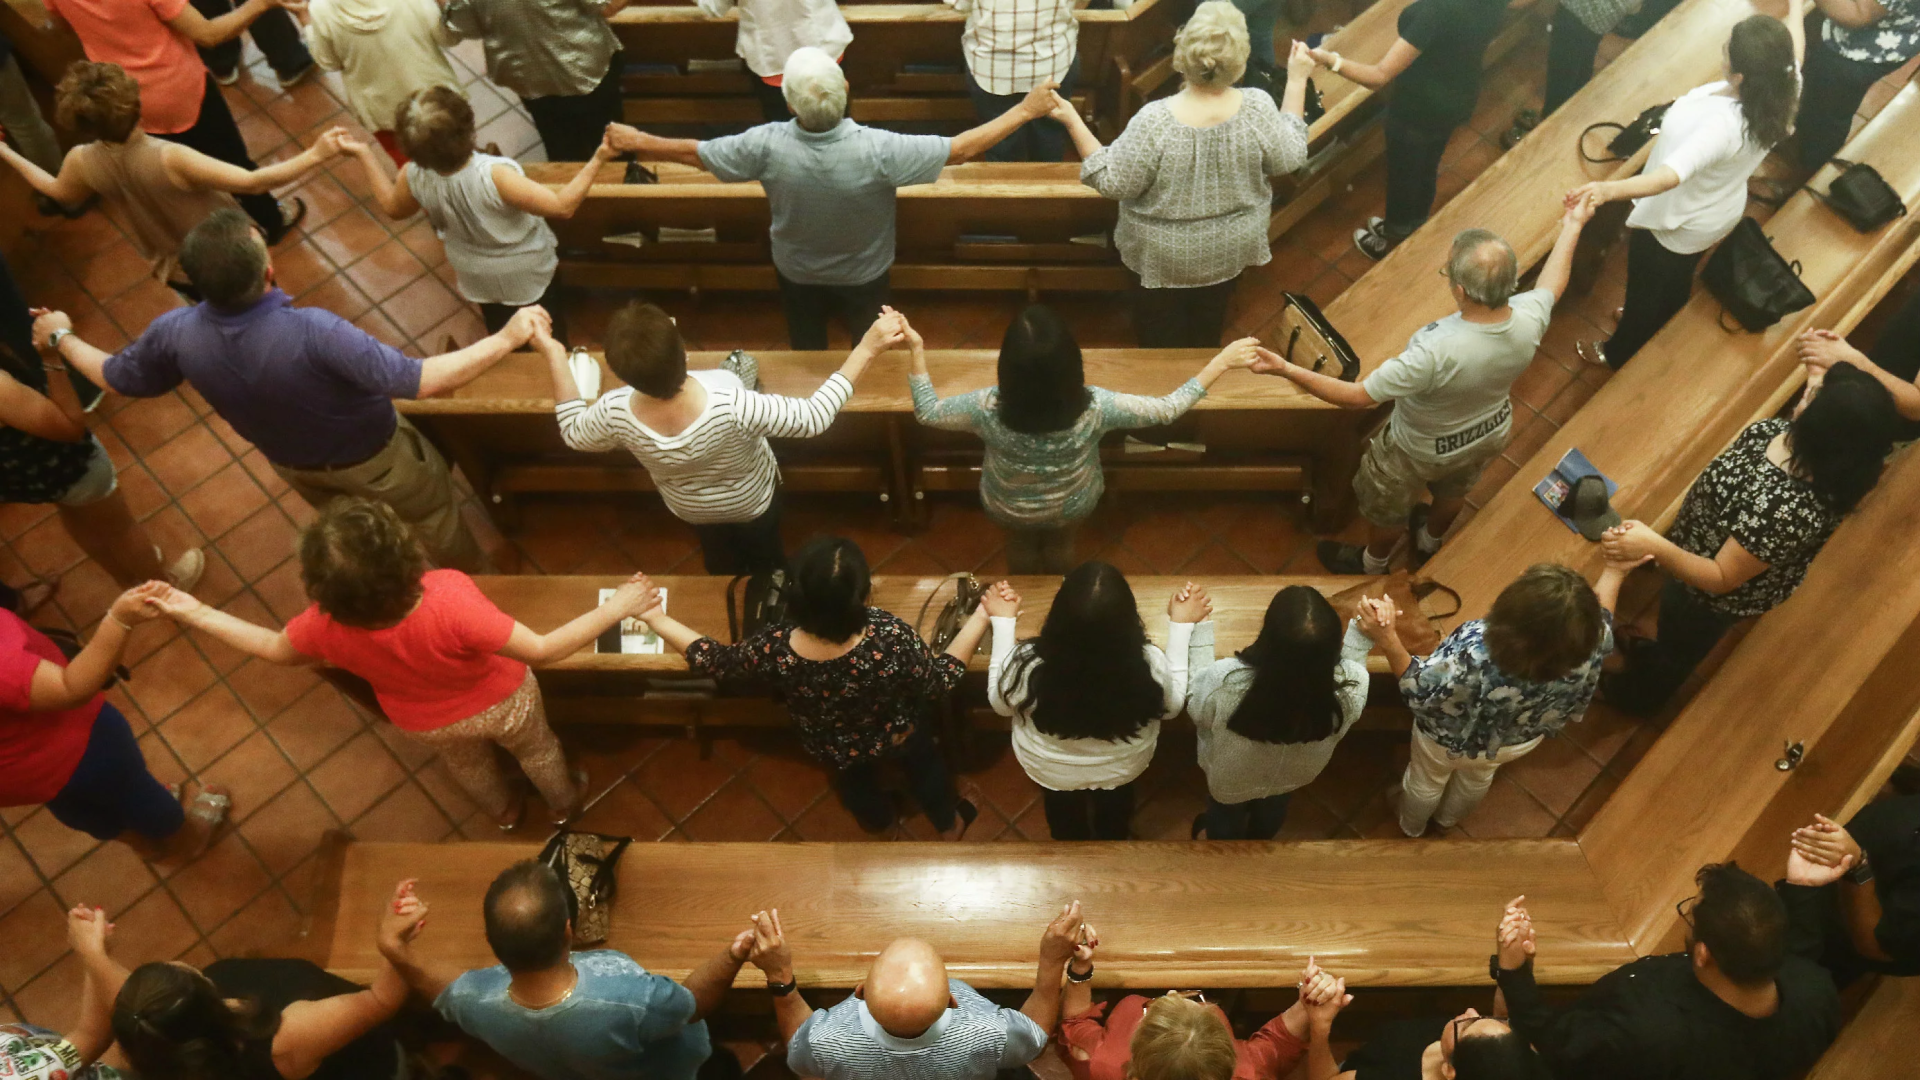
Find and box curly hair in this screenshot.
[1172,1,1251,91]
[297,498,428,628]
[56,61,142,143]
[394,85,476,174]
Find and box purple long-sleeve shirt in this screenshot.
[103,289,424,469]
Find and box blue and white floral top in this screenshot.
[1400,613,1615,758]
[1823,0,1920,65]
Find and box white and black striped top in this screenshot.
[787,978,1049,1080]
[554,368,853,524]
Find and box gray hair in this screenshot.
[1172,1,1250,91]
[782,47,849,132]
[1446,229,1519,307]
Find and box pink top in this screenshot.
[0,611,103,807]
[1057,996,1307,1080]
[46,0,207,134]
[284,570,527,731]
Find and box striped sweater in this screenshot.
[554,368,852,524]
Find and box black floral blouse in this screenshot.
[1666,419,1841,619]
[685,608,965,769]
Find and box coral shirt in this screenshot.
[0,611,103,807]
[284,570,527,731]
[1057,996,1307,1080]
[45,0,208,135]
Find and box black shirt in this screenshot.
[1779,794,1920,980]
[1867,283,1920,441]
[204,958,403,1080]
[1390,0,1509,127]
[1342,1017,1446,1080]
[1495,953,1839,1080]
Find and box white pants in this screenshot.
[1398,727,1543,835]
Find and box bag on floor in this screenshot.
[920,573,985,652]
[1275,293,1360,381]
[1325,572,1462,657]
[1700,217,1816,332]
[727,569,789,642]
[1580,101,1671,163]
[538,829,631,946]
[1809,159,1906,233]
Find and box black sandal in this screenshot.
[952,798,978,840]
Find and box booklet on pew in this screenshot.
[595,589,665,655]
[1533,447,1617,533]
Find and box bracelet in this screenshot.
[46,328,71,352]
[1331,54,1344,75]
[1066,962,1094,983]
[105,612,132,631]
[766,976,798,997]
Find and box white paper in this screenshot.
[597,588,665,654]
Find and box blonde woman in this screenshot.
[1050,2,1312,346]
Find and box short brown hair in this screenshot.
[1484,563,1604,683]
[394,86,475,174]
[56,61,142,143]
[298,498,428,629]
[1128,994,1236,1080]
[604,301,688,398]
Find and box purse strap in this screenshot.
[1408,579,1463,619]
[1579,121,1628,164]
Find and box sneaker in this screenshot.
[212,68,241,87]
[1407,503,1438,571]
[1317,540,1371,574]
[1353,224,1399,261]
[1574,340,1612,369]
[264,197,308,246]
[1499,108,1540,152]
[276,61,317,90]
[164,547,206,592]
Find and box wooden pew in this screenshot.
[607,0,1178,134]
[529,161,1130,295]
[399,347,1353,530]
[1804,976,1920,1079]
[318,838,1637,988]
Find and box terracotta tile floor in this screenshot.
[4,14,1908,1042]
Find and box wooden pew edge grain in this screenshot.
[608,0,1171,26]
[1803,975,1920,1078]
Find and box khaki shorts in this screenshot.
[272,413,481,570]
[1353,426,1511,528]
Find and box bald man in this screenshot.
[744,903,1087,1080]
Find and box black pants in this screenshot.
[1382,111,1457,237]
[478,281,571,344]
[1797,40,1903,173]
[1135,276,1238,348]
[1604,579,1740,714]
[192,0,311,80]
[692,495,785,575]
[1203,792,1292,839]
[965,56,1081,162]
[752,79,792,122]
[1867,285,1920,441]
[522,53,626,162]
[1602,228,1703,369]
[1542,14,1605,116]
[1042,783,1134,840]
[156,76,286,238]
[833,728,958,832]
[776,269,889,350]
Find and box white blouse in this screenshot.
[986,616,1192,791]
[697,0,853,79]
[1626,80,1785,254]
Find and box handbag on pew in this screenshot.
[1274,293,1360,381]
[1579,101,1671,164]
[919,573,986,652]
[1808,159,1906,233]
[1700,217,1816,332]
[1324,571,1462,657]
[726,569,790,642]
[538,829,632,946]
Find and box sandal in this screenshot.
[498,794,530,833]
[550,767,590,827]
[1574,340,1612,369]
[180,783,232,860]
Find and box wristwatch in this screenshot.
[766,976,798,997]
[1066,963,1094,984]
[1488,953,1503,982]
[1845,856,1874,885]
[46,328,71,352]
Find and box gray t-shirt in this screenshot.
[697,119,950,286]
[1361,288,1554,466]
[434,951,709,1080]
[787,978,1048,1080]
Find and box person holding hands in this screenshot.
[0,903,129,1080]
[1778,797,1920,981]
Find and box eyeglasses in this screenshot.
[1167,990,1209,1005]
[1445,1015,1500,1060]
[1676,894,1700,928]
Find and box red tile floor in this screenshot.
[2,15,1910,1045]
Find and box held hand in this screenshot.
[67,904,112,957]
[1069,923,1098,971]
[593,132,620,163]
[1214,336,1262,370]
[528,318,566,360]
[859,308,909,354]
[727,928,755,963]
[1248,345,1292,378]
[881,305,925,354]
[1306,46,1339,69]
[614,572,663,619]
[1566,181,1608,210]
[1496,895,1535,971]
[604,123,647,154]
[310,125,352,158]
[1359,595,1399,642]
[1040,900,1085,966]
[1786,846,1852,888]
[379,879,430,949]
[1046,89,1079,126]
[1168,582,1212,623]
[30,308,72,350]
[142,582,206,620]
[109,582,169,627]
[1020,81,1061,121]
[270,0,308,13]
[1286,40,1316,81]
[1795,328,1862,374]
[1563,188,1598,228]
[1599,520,1659,563]
[501,304,551,347]
[747,908,793,979]
[1790,814,1862,867]
[980,580,1021,619]
[1601,550,1654,575]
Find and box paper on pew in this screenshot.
[596,589,666,654]
[568,347,601,402]
[687,58,744,73]
[603,232,647,249]
[658,226,719,243]
[1123,436,1206,454]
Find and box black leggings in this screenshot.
[1604,579,1740,714]
[1602,228,1703,369]
[521,53,627,162]
[1135,277,1238,348]
[1042,783,1135,840]
[832,728,958,833]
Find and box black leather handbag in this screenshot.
[1580,102,1671,163]
[1700,218,1816,332]
[726,569,789,642]
[1810,159,1906,232]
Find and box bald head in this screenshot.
[483,861,572,973]
[861,939,952,1037]
[1445,228,1518,309]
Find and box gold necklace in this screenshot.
[509,969,579,1010]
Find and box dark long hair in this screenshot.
[113,962,277,1080]
[1727,15,1798,149]
[1789,361,1897,514]
[995,305,1092,435]
[785,536,871,642]
[1224,586,1356,744]
[1001,561,1162,741]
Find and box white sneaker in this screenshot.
[163,548,206,592]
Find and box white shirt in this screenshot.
[696,0,853,80]
[1626,80,1780,254]
[304,0,460,132]
[987,616,1191,790]
[553,368,852,524]
[945,0,1078,95]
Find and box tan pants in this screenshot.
[273,414,482,571]
[1397,727,1543,835]
[407,671,577,822]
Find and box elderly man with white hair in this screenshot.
[735,901,1087,1080]
[608,48,1057,349]
[1250,195,1596,574]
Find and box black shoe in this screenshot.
[1317,540,1372,574]
[953,798,978,839]
[1354,224,1399,261]
[1191,812,1207,840]
[1407,503,1439,571]
[1499,108,1540,151]
[264,197,308,246]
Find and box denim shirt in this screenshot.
[1400,614,1614,757]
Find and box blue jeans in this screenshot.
[965,55,1081,162]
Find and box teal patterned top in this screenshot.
[909,373,1206,527]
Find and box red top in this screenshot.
[285,570,526,732]
[0,611,104,807]
[46,0,207,135]
[1056,996,1308,1080]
